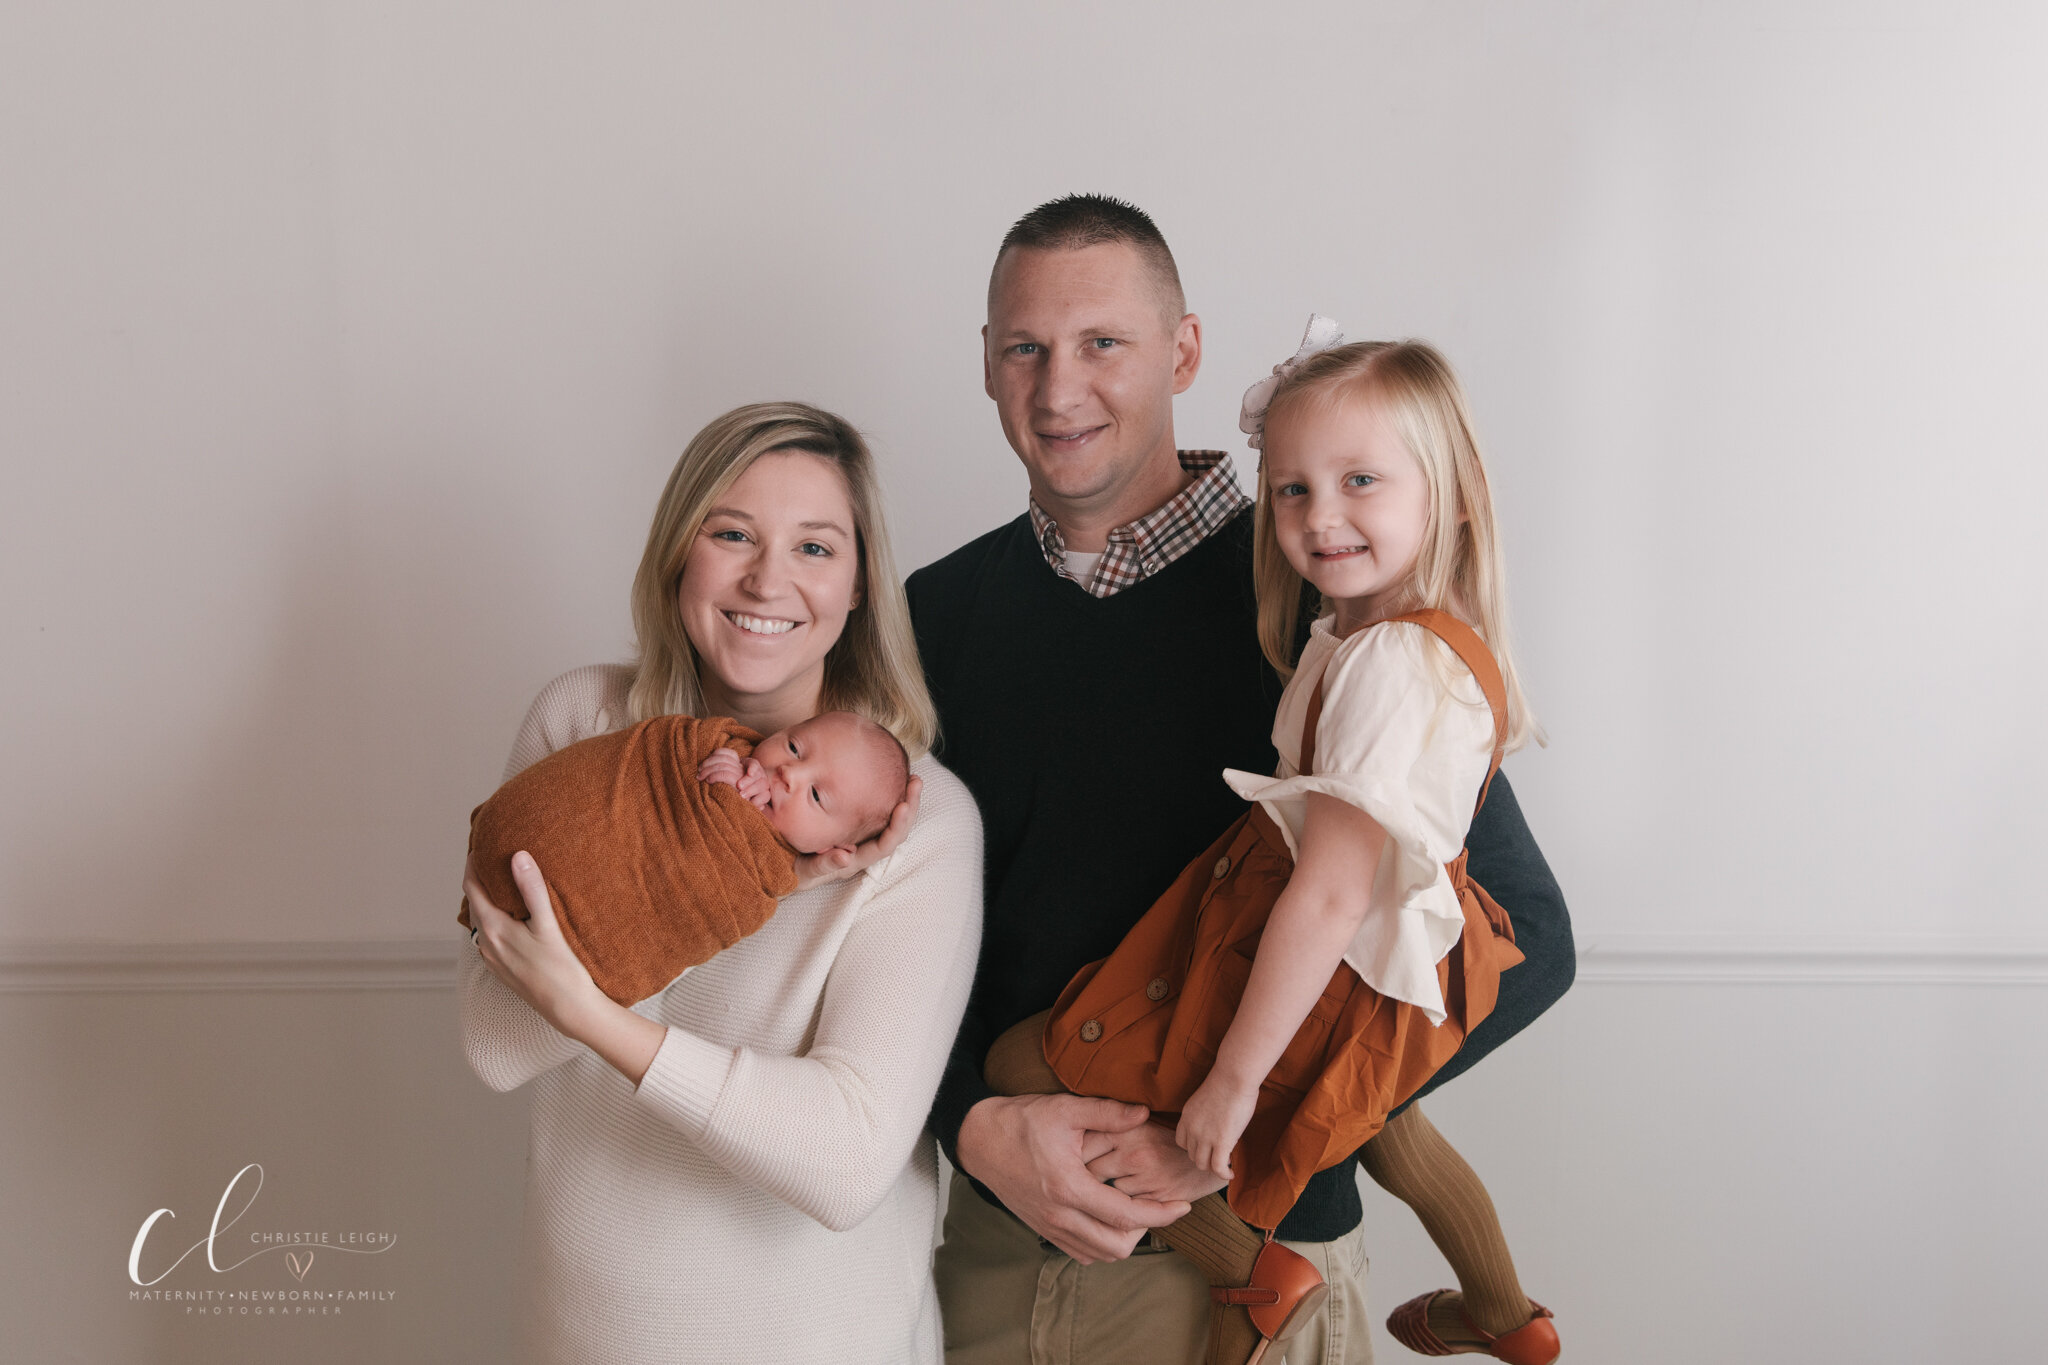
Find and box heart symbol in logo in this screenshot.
[286,1251,314,1282]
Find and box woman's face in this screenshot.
[676,449,863,728]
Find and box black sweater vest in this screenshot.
[908,509,1366,1240]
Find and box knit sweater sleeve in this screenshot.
[630,757,985,1231]
[456,665,630,1093]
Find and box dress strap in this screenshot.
[1299,610,1510,813]
[1385,609,1509,813]
[1298,681,1328,779]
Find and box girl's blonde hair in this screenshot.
[1252,341,1538,752]
[626,401,938,756]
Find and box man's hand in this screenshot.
[957,1093,1191,1264]
[1083,1117,1230,1203]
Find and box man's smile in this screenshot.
[1036,423,1108,450]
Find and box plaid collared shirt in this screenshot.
[1028,451,1252,598]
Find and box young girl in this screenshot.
[987,323,1558,1365]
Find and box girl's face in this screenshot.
[1263,392,1433,634]
[676,450,863,730]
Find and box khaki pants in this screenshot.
[936,1172,1373,1365]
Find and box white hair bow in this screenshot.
[1239,314,1346,450]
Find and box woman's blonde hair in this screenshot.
[626,401,938,755]
[1251,341,1538,752]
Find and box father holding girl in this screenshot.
[912,195,1575,1364]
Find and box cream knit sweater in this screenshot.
[458,664,983,1364]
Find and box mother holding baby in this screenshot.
[458,402,983,1363]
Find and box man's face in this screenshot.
[983,242,1201,521]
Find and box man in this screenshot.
[908,195,1574,1365]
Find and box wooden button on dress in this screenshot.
[1146,977,1170,1001]
[1212,855,1231,880]
[1079,1019,1103,1043]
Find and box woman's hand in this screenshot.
[464,851,670,1085]
[463,851,608,1040]
[791,773,923,890]
[1175,1073,1258,1183]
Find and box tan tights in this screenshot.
[1360,1105,1536,1341]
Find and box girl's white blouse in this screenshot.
[1223,616,1496,1024]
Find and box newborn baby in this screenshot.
[461,709,909,1006]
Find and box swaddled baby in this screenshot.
[460,709,910,1006]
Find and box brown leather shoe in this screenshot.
[1385,1291,1560,1365]
[1208,1241,1330,1364]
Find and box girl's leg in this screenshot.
[1358,1104,1535,1341]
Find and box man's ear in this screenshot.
[1171,313,1203,396]
[982,324,995,400]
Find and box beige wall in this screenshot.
[5,0,2044,948]
[4,0,2045,1358]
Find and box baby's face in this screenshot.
[750,713,899,854]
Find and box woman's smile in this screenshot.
[722,610,802,636]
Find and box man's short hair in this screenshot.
[989,193,1186,321]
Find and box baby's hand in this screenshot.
[734,756,772,809]
[698,748,748,789]
[1175,1075,1257,1183]
[699,749,772,811]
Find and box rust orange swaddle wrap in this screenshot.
[459,715,799,1006]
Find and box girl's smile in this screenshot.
[1262,394,1433,634]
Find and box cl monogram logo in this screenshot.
[128,1164,395,1286]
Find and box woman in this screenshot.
[459,402,983,1364]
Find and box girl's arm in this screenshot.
[1176,790,1386,1180]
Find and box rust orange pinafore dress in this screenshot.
[1042,609,1526,1231]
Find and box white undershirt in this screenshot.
[1062,549,1103,583]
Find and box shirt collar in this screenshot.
[1027,451,1249,595]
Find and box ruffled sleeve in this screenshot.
[1221,620,1495,1023]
